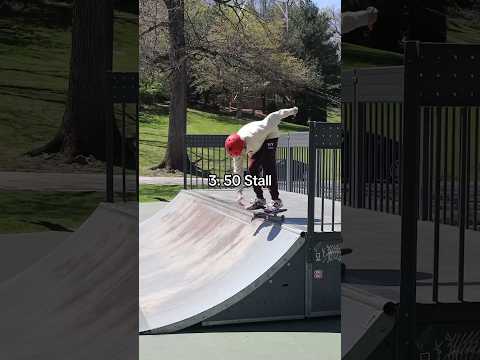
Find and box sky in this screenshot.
[313,0,339,10]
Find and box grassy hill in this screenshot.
[342,43,403,70]
[139,106,309,176]
[0,8,137,172]
[0,7,137,233]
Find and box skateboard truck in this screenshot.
[251,208,287,223]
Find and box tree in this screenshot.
[142,0,266,172]
[160,0,187,171]
[28,0,132,165]
[282,0,340,121]
[188,4,315,114]
[142,0,339,171]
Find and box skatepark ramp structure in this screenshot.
[0,203,138,360]
[139,189,341,334]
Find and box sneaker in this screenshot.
[246,198,266,210]
[266,199,283,212]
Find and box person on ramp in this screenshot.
[224,107,298,211]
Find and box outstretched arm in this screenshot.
[342,7,378,34]
[232,156,244,176]
[263,107,298,128]
[232,156,246,202]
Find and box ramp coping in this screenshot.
[343,284,396,313]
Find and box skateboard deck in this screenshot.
[251,208,287,222]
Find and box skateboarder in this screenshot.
[224,107,298,211]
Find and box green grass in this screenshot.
[140,184,185,203]
[0,10,137,172]
[447,9,480,44]
[342,42,403,69]
[140,106,308,176]
[0,191,106,233]
[328,109,341,123]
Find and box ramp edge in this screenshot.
[342,285,397,360]
[184,190,306,236]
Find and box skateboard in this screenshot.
[251,208,287,222]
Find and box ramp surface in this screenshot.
[0,231,69,284]
[139,189,340,333]
[0,203,138,360]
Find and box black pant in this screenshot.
[248,138,279,200]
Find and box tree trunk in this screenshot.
[159,0,187,171]
[68,0,113,159]
[27,0,132,166]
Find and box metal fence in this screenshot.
[183,128,342,202]
[343,42,480,358]
[343,66,480,231]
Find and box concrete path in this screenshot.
[140,332,340,360]
[140,176,184,186]
[0,171,182,191]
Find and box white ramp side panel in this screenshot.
[139,191,304,333]
[0,204,138,360]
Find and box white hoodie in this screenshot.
[342,7,378,34]
[232,107,298,175]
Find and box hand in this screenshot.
[236,185,245,203]
[367,7,378,31]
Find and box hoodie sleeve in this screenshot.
[232,156,244,176]
[263,107,298,128]
[342,9,372,34]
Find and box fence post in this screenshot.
[421,111,430,220]
[307,122,316,235]
[183,135,187,190]
[353,70,365,208]
[398,41,420,360]
[287,134,292,192]
[106,71,114,203]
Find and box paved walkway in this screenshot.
[139,176,184,185]
[0,172,183,191]
[140,332,340,360]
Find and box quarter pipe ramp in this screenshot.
[0,203,138,360]
[139,189,342,334]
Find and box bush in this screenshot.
[140,80,169,105]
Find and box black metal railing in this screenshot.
[183,130,342,202]
[307,122,343,234]
[343,67,480,231]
